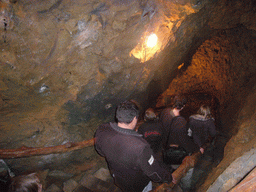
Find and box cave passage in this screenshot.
[0,0,255,191]
[151,92,228,191]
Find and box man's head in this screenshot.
[172,95,187,110]
[116,100,139,124]
[144,108,156,121]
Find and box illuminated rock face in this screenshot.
[0,0,255,189]
[0,0,210,151]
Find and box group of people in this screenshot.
[95,96,217,192]
[140,97,217,165]
[4,96,216,192]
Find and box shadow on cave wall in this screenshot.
[63,74,133,126]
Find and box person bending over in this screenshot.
[95,100,176,192]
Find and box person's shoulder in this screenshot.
[160,107,171,115]
[124,134,149,151]
[189,114,210,122]
[189,114,198,119]
[98,122,111,129]
[171,116,187,126]
[95,123,111,134]
[132,133,150,144]
[189,115,197,123]
[206,117,215,123]
[174,115,186,121]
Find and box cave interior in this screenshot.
[0,0,256,191]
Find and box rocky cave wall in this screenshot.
[0,0,256,190]
[157,26,256,135]
[155,1,256,190]
[157,25,256,191]
[0,0,217,171]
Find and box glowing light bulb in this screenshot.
[146,34,158,48]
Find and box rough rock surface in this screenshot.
[0,0,255,191]
[198,86,256,191]
[0,0,215,170]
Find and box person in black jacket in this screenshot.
[159,95,188,149]
[137,108,164,161]
[163,97,199,164]
[95,100,176,192]
[188,105,217,154]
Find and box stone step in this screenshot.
[79,174,121,192]
[45,174,121,192]
[73,185,94,192]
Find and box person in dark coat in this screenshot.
[188,105,217,154]
[167,116,199,154]
[95,100,176,192]
[137,108,164,161]
[159,95,187,149]
[163,98,199,165]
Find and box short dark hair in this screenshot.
[172,96,187,109]
[116,100,139,124]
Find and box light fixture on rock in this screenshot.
[146,33,158,48]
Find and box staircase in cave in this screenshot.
[0,93,227,192]
[0,137,225,192]
[41,166,183,192]
[0,163,184,192]
[0,163,122,192]
[42,167,123,192]
[41,166,187,192]
[41,141,222,192]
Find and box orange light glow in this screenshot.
[130,33,159,62]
